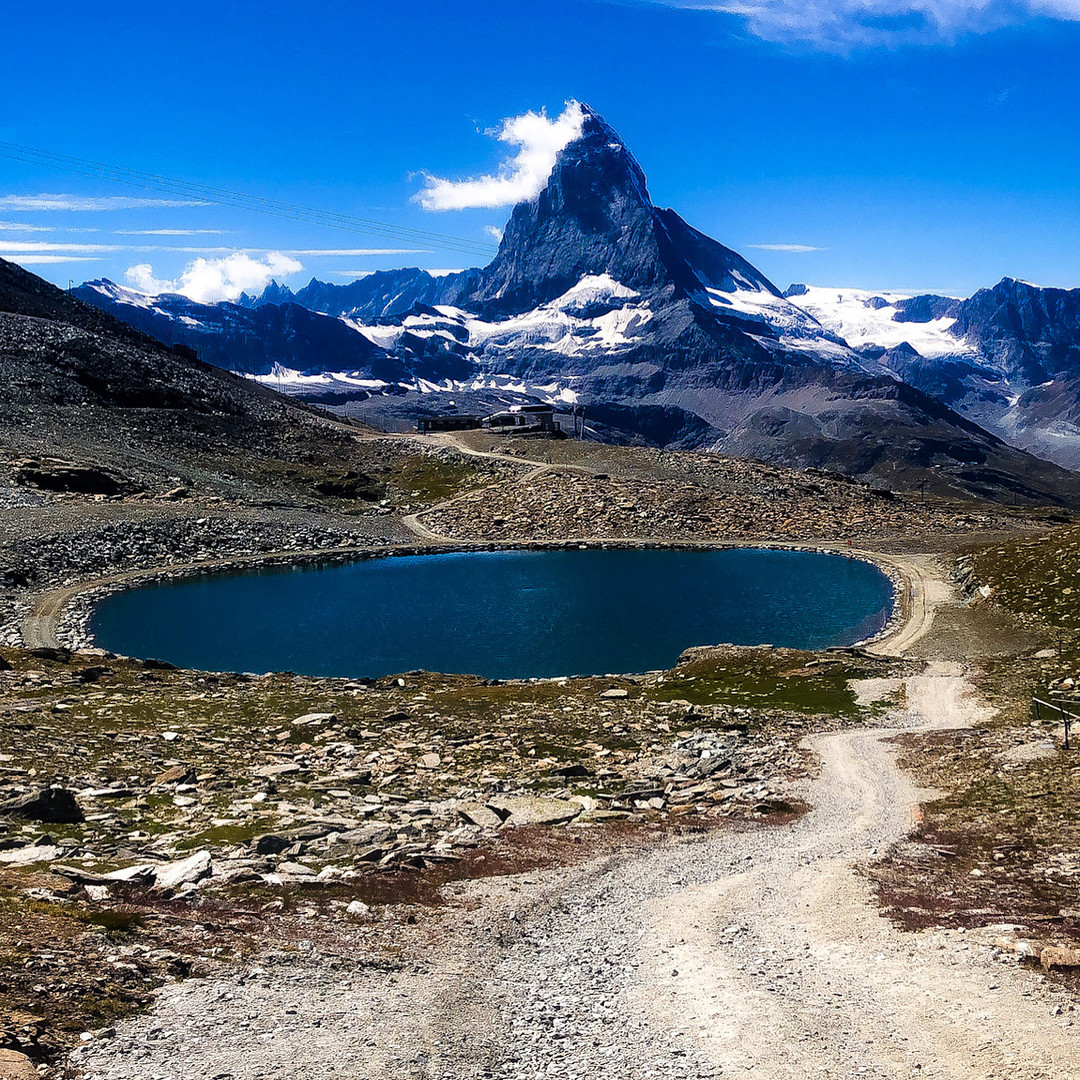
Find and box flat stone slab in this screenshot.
[487,796,581,827]
[154,850,212,891]
[0,844,61,866]
[1000,741,1057,765]
[456,802,504,829]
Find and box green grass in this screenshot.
[390,453,487,501]
[645,653,861,717]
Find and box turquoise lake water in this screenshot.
[89,547,894,680]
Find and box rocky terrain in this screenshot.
[417,451,1032,545]
[0,257,528,507]
[63,660,1080,1080]
[0,387,1078,1075]
[0,638,904,1070]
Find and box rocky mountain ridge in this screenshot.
[70,105,1080,505]
[789,278,1080,468]
[0,256,406,502]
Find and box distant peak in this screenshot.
[994,275,1051,292]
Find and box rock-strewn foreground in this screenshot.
[0,634,906,1066]
[2,430,1080,1077]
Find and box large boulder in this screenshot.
[0,787,83,824]
[0,1049,38,1080]
[486,795,581,827]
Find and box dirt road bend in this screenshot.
[76,663,1080,1080]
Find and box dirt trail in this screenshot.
[76,568,1080,1079]
[398,432,590,543]
[635,663,1076,1080]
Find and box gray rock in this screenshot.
[457,802,505,830]
[487,796,581,827]
[0,843,61,866]
[0,786,84,823]
[154,850,212,891]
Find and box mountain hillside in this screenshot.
[0,257,384,502]
[791,279,1080,468]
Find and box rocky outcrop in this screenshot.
[0,786,83,824]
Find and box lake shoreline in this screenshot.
[34,536,903,670]
[86,546,897,680]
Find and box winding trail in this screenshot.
[76,563,1080,1079]
[22,432,1074,1074]
[398,432,592,544]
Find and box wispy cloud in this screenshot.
[124,251,303,303]
[0,193,210,211]
[115,228,225,236]
[747,243,826,253]
[0,220,54,233]
[0,254,103,264]
[283,248,429,257]
[643,1,1080,49]
[0,238,429,259]
[0,241,123,253]
[484,225,505,243]
[416,101,586,211]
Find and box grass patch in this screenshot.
[645,650,867,717]
[390,453,488,502]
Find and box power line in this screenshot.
[0,141,499,260]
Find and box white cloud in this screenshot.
[0,254,102,264]
[416,101,586,211]
[0,220,54,233]
[645,0,1080,48]
[115,228,226,236]
[124,251,303,303]
[0,241,122,253]
[282,248,429,257]
[484,225,504,243]
[747,243,826,252]
[0,193,209,211]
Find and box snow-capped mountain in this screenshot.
[74,105,1080,503]
[786,279,1080,468]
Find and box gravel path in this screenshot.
[74,661,1080,1079]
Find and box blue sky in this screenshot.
[3,0,1080,300]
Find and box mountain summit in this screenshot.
[446,104,792,320]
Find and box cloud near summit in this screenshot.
[125,251,302,303]
[416,101,586,211]
[647,0,1080,49]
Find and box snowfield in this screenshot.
[788,285,974,358]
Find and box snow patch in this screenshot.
[789,285,973,359]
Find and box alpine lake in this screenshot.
[87,547,895,680]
